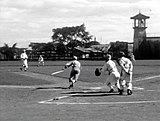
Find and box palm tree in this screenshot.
[0,43,18,60]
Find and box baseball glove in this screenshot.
[95,68,101,76]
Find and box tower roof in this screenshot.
[130,12,150,19]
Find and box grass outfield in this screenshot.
[0,60,160,121]
[1,60,160,85]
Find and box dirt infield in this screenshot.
[0,60,160,121]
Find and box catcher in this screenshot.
[63,56,81,89]
[117,51,133,95]
[96,54,121,93]
[20,49,28,71]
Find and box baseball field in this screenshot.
[0,60,160,121]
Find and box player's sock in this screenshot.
[68,83,73,89]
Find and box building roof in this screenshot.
[74,47,102,53]
[130,12,150,19]
[146,37,160,39]
[91,44,111,53]
[146,37,160,41]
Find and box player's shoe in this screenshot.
[127,89,132,95]
[107,89,114,93]
[20,68,22,71]
[68,84,73,89]
[118,88,123,95]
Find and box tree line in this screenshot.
[0,24,100,60]
[0,24,130,60]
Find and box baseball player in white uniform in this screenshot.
[20,49,28,71]
[64,56,81,89]
[118,52,133,95]
[38,55,44,66]
[100,54,121,93]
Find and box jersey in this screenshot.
[21,52,28,60]
[101,60,119,74]
[39,56,44,62]
[20,52,28,68]
[119,57,133,73]
[66,60,81,70]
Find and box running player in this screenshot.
[117,51,133,95]
[20,49,28,71]
[100,54,121,93]
[63,56,81,89]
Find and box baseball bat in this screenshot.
[51,69,64,75]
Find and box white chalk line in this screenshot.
[0,85,35,89]
[133,87,144,90]
[38,100,160,105]
[134,75,160,82]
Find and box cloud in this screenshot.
[1,0,160,47]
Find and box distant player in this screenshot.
[20,49,28,71]
[100,54,121,93]
[38,55,44,66]
[63,56,81,89]
[117,51,133,95]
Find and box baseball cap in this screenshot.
[73,56,77,60]
[106,54,111,60]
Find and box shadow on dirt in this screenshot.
[35,86,69,90]
[62,90,122,97]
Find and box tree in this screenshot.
[29,42,46,52]
[0,43,18,60]
[84,40,100,48]
[52,24,93,48]
[109,41,128,58]
[55,43,67,55]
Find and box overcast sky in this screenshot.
[1,0,160,48]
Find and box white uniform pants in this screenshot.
[105,71,121,90]
[23,59,28,69]
[120,70,133,90]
